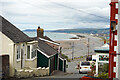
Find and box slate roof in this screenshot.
[38,39,57,56]
[1,16,33,43]
[43,36,54,42]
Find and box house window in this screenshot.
[31,44,37,59]
[17,45,20,60]
[27,46,30,59]
[27,44,37,59]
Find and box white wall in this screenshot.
[92,55,96,60]
[14,43,24,70]
[95,53,109,75]
[0,32,15,77]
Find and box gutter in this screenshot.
[39,38,60,45]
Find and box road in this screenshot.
[67,60,84,74]
[44,58,87,78]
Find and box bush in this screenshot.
[67,59,71,62]
[80,56,83,58]
[97,72,108,79]
[98,63,108,73]
[61,53,68,59]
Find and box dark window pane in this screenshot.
[27,46,30,59]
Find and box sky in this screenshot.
[0,0,111,30]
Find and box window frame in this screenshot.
[31,44,37,59]
[16,45,21,61]
[26,44,37,60]
[27,45,31,59]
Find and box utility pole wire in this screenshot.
[46,0,109,21]
[21,0,109,24]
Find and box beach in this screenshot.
[56,33,104,59]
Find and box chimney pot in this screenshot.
[38,26,40,29]
[37,26,44,38]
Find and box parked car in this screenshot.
[79,61,92,74]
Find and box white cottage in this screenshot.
[0,16,38,77]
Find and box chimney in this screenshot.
[37,26,44,38]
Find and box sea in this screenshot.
[24,31,77,41]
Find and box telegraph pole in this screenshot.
[72,42,74,60]
[108,0,118,79]
[87,38,90,61]
[88,38,89,57]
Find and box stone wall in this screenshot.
[15,67,49,78]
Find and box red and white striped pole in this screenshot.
[108,0,118,79]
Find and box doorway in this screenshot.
[21,48,25,69]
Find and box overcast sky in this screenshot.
[0,0,111,30]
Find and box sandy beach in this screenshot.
[56,33,104,59]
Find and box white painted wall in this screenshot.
[95,53,109,75]
[92,55,96,60]
[0,32,15,77]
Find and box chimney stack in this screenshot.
[37,26,44,38]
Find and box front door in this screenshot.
[21,48,25,69]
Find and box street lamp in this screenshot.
[111,20,116,32]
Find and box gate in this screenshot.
[64,60,66,72]
[50,57,55,74]
[59,58,63,71]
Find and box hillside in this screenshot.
[50,28,109,34]
[23,28,109,34]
